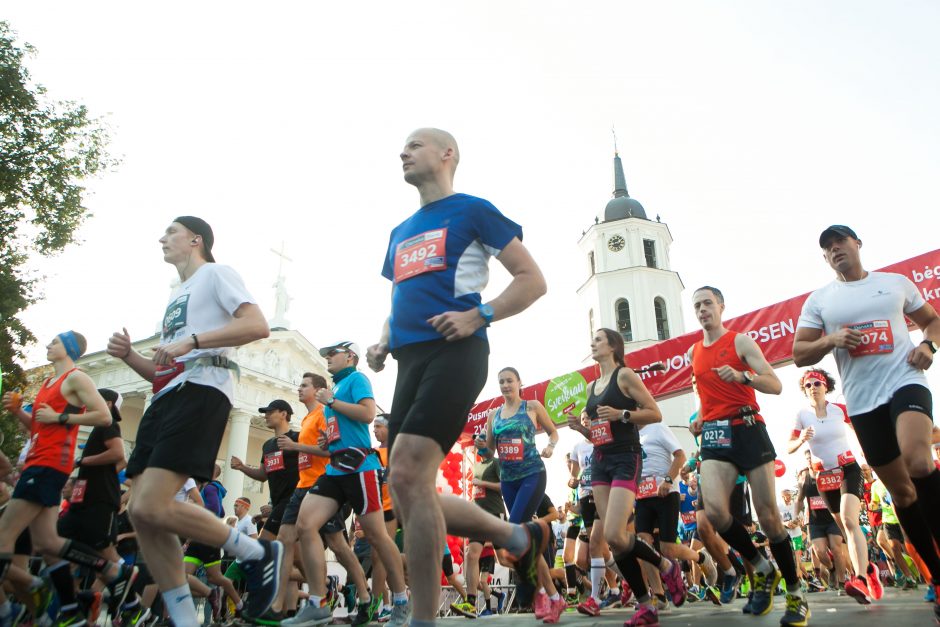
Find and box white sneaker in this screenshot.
[281,603,332,627]
[387,602,412,627]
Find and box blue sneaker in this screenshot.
[719,573,737,604]
[478,609,493,617]
[598,592,621,609]
[240,539,284,619]
[925,585,936,603]
[492,591,505,614]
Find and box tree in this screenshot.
[0,21,116,459]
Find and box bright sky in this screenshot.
[7,2,939,508]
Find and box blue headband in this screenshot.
[58,331,82,361]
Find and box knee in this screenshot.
[889,481,917,507]
[128,499,161,530]
[705,511,732,534]
[387,464,429,505]
[605,529,631,554]
[906,457,935,479]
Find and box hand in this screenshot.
[107,327,134,360]
[711,365,743,384]
[474,436,486,449]
[657,481,671,498]
[315,389,334,405]
[34,404,61,424]
[540,445,555,458]
[567,476,579,489]
[802,426,815,442]
[367,343,390,373]
[1,392,22,412]
[276,435,296,451]
[152,336,196,366]
[689,416,704,436]
[596,405,622,422]
[427,309,484,342]
[829,327,863,350]
[908,343,935,370]
[230,456,245,470]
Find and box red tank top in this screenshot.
[692,331,762,423]
[25,369,82,474]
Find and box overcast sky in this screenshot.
[6,2,939,505]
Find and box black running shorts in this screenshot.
[819,461,865,514]
[850,384,933,468]
[635,491,681,543]
[57,502,118,550]
[699,421,776,472]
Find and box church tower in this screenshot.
[577,149,695,435]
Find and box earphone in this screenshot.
[191,238,199,244]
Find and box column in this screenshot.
[222,411,251,515]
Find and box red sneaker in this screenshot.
[621,582,634,606]
[866,563,883,600]
[661,560,686,608]
[623,603,659,626]
[577,596,601,617]
[845,577,871,605]
[543,596,566,624]
[533,591,550,619]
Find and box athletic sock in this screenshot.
[723,566,735,577]
[727,548,746,576]
[895,501,940,581]
[629,536,665,568]
[504,525,530,556]
[46,561,78,607]
[614,552,650,604]
[310,595,323,607]
[392,591,408,605]
[58,540,110,572]
[590,558,605,601]
[911,471,940,557]
[467,594,476,606]
[768,535,800,588]
[221,527,264,561]
[564,564,578,591]
[162,584,198,627]
[718,521,760,562]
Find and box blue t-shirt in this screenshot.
[325,368,381,476]
[381,193,523,350]
[679,481,697,531]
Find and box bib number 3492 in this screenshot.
[394,229,447,283]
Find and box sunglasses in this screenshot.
[803,380,826,389]
[326,348,349,357]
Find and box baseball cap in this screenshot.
[174,216,216,262]
[98,388,123,422]
[258,399,293,415]
[818,225,858,248]
[319,341,361,358]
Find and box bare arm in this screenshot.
[907,303,940,370]
[529,400,559,457]
[187,487,205,507]
[36,371,111,427]
[230,456,268,482]
[728,333,782,395]
[80,436,125,467]
[316,389,377,424]
[595,368,661,426]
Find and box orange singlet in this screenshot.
[297,406,328,489]
[692,331,763,424]
[377,447,393,513]
[25,369,82,474]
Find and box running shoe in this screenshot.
[502,521,549,588]
[77,591,102,624]
[779,593,810,627]
[119,604,152,627]
[933,584,940,625]
[252,609,284,626]
[386,602,411,627]
[621,584,634,606]
[342,585,357,612]
[281,603,332,626]
[450,600,477,619]
[105,564,140,619]
[477,608,493,617]
[742,592,753,615]
[865,563,883,600]
[703,585,721,606]
[749,568,781,616]
[542,597,566,624]
[351,599,374,626]
[598,591,621,609]
[623,604,659,626]
[241,539,284,619]
[845,577,871,605]
[660,560,686,608]
[376,607,392,623]
[806,576,825,592]
[533,591,550,619]
[492,590,506,614]
[700,550,718,586]
[719,573,737,604]
[31,581,55,619]
[4,603,26,627]
[208,587,223,621]
[576,597,600,617]
[54,609,87,627]
[903,577,919,590]
[925,585,937,603]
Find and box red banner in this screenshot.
[458,248,940,447]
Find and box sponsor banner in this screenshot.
[458,249,940,446]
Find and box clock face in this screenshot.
[607,234,625,252]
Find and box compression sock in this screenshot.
[614,552,650,604]
[769,535,801,590]
[59,539,110,572]
[46,561,78,607]
[590,558,604,601]
[718,521,760,563]
[912,471,940,550]
[895,501,940,581]
[727,548,746,576]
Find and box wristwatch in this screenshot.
[478,303,495,327]
[922,340,939,355]
[620,409,631,423]
[58,412,69,425]
[326,397,335,408]
[742,371,755,386]
[663,476,673,484]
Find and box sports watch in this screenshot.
[742,371,755,386]
[922,339,938,355]
[478,303,495,327]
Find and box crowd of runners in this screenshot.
[0,129,938,627]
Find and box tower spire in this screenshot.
[612,127,628,198]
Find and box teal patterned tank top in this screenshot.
[492,400,544,482]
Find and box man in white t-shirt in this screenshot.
[233,498,258,539]
[107,217,282,624]
[778,490,808,583]
[794,224,940,620]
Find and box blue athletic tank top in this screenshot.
[492,401,544,482]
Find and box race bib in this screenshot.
[162,294,191,340]
[264,451,285,472]
[497,438,524,461]
[817,468,843,492]
[71,479,87,504]
[325,415,341,444]
[845,320,894,357]
[393,229,447,283]
[837,451,856,466]
[580,466,592,486]
[472,484,486,499]
[809,495,827,510]
[636,476,658,499]
[681,511,697,526]
[701,420,732,449]
[298,452,311,470]
[589,419,613,446]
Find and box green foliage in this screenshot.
[0,21,116,459]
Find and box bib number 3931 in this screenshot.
[394,229,447,283]
[265,451,285,473]
[846,320,894,357]
[701,420,732,449]
[589,419,613,446]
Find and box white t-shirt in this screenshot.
[778,499,802,538]
[798,272,928,415]
[571,439,594,498]
[638,423,682,494]
[157,263,257,404]
[236,513,258,537]
[792,403,858,470]
[175,477,198,502]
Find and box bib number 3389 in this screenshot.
[394,229,447,283]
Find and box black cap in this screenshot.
[818,225,859,248]
[174,216,216,262]
[258,399,293,415]
[98,388,122,422]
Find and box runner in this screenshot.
[107,216,282,625]
[284,342,407,627]
[793,466,847,593]
[572,328,685,627]
[0,332,136,627]
[367,128,549,627]
[869,476,918,587]
[369,414,401,622]
[777,489,809,590]
[689,286,810,626]
[786,368,877,603]
[793,224,940,621]
[479,367,565,623]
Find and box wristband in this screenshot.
[192,334,200,349]
[58,412,69,425]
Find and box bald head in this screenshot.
[409,128,460,167]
